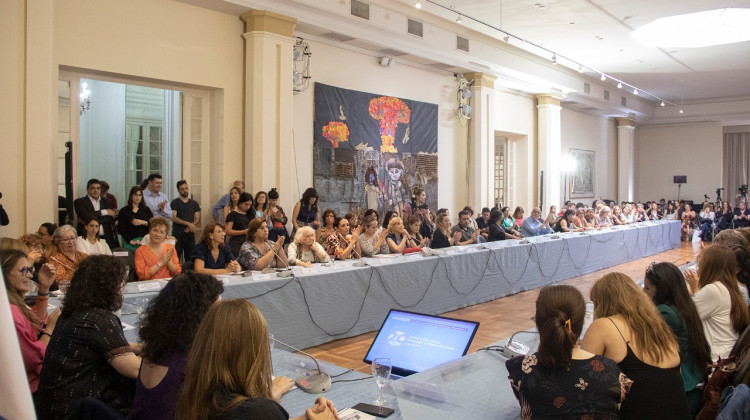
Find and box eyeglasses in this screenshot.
[59,237,77,243]
[19,266,34,276]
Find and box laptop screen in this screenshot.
[363,309,480,377]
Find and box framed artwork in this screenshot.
[570,148,595,199]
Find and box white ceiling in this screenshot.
[402,0,750,102]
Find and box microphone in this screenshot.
[272,337,332,394]
[269,241,293,278]
[338,233,367,267]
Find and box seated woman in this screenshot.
[35,256,141,419]
[611,206,624,225]
[1,249,60,393]
[486,209,506,242]
[585,209,601,229]
[238,217,288,270]
[512,206,524,227]
[501,207,522,239]
[324,217,361,260]
[357,215,389,257]
[220,186,241,226]
[135,217,181,281]
[76,218,113,255]
[127,272,224,420]
[596,206,613,228]
[385,217,415,253]
[634,203,650,223]
[681,204,697,241]
[176,299,339,420]
[317,209,337,245]
[287,226,330,267]
[716,201,734,232]
[431,213,460,249]
[663,201,677,220]
[698,202,716,241]
[405,216,429,248]
[554,209,581,233]
[620,204,635,224]
[345,212,359,234]
[118,186,154,252]
[582,272,687,420]
[507,285,629,419]
[37,222,58,258]
[543,205,558,226]
[643,262,712,417]
[192,222,241,275]
[684,244,749,360]
[381,210,397,231]
[575,208,594,230]
[713,229,750,304]
[48,225,88,285]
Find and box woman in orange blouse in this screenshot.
[48,225,88,285]
[135,217,181,280]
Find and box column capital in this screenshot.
[616,117,636,128]
[536,94,562,107]
[464,72,496,89]
[241,10,297,37]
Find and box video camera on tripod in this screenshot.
[741,184,749,197]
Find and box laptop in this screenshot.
[363,309,480,378]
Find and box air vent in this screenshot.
[604,90,610,100]
[583,82,590,94]
[351,0,370,20]
[621,96,627,106]
[379,48,407,57]
[320,32,355,42]
[456,36,469,52]
[408,19,423,37]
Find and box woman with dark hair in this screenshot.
[192,222,241,275]
[238,218,288,270]
[220,186,241,226]
[253,191,268,219]
[324,217,361,260]
[381,210,397,230]
[685,244,750,359]
[487,209,507,242]
[135,217,181,281]
[266,188,290,244]
[292,187,320,234]
[501,207,522,238]
[1,249,59,392]
[317,209,337,245]
[582,272,687,419]
[176,299,338,420]
[76,218,113,255]
[681,203,697,241]
[554,209,581,233]
[643,262,712,416]
[405,216,428,248]
[716,201,734,231]
[127,272,224,420]
[118,186,154,252]
[35,255,140,419]
[37,222,58,257]
[663,202,677,221]
[225,192,253,258]
[507,285,629,418]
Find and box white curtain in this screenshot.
[723,132,750,205]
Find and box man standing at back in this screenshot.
[143,173,172,220]
[171,180,201,262]
[73,178,119,249]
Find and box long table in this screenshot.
[120,220,680,349]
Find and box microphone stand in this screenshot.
[339,233,367,267]
[273,337,332,393]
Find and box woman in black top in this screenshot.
[554,209,580,233]
[487,209,506,242]
[118,186,154,252]
[225,192,253,257]
[431,212,457,249]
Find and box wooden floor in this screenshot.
[304,241,702,374]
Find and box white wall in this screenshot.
[636,122,723,203]
[291,39,468,214]
[561,108,618,204]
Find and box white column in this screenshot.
[617,118,636,202]
[536,94,562,211]
[466,73,496,211]
[241,11,297,200]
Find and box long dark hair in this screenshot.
[300,188,319,212]
[645,262,712,372]
[139,272,224,364]
[382,211,397,229]
[62,255,127,317]
[127,186,146,208]
[535,285,585,368]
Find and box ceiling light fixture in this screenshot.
[617,82,622,89]
[578,65,584,73]
[679,108,684,114]
[414,0,422,8]
[551,55,557,65]
[503,35,510,42]
[600,74,606,81]
[633,89,638,95]
[456,14,463,24]
[660,101,665,106]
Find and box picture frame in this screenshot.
[569,148,595,199]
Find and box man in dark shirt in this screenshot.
[73,178,119,249]
[171,180,201,262]
[476,207,490,240]
[734,200,750,228]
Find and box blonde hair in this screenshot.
[590,272,678,364]
[176,299,273,420]
[0,238,30,254]
[387,216,403,234]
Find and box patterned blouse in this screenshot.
[325,233,352,259]
[48,249,88,283]
[506,353,631,420]
[237,240,276,270]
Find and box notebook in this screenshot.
[363,309,480,378]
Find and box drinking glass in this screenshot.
[371,357,392,410]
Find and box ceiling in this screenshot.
[399,0,750,103]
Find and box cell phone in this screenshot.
[351,403,394,418]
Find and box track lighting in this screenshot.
[633,89,638,95]
[660,101,665,107]
[600,74,606,81]
[414,0,421,8]
[578,65,584,73]
[551,55,557,65]
[456,14,463,24]
[617,82,622,89]
[679,108,684,114]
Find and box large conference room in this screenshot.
[2,0,750,419]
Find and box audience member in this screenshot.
[698,202,716,241]
[512,206,524,227]
[734,200,750,228]
[324,217,361,260]
[451,210,483,244]
[643,262,712,416]
[118,186,154,252]
[596,206,613,228]
[634,203,650,223]
[403,187,427,221]
[357,215,389,257]
[507,285,629,418]
[431,212,459,249]
[211,180,244,222]
[170,180,201,262]
[385,216,415,253]
[292,187,320,236]
[175,299,339,420]
[585,208,600,228]
[35,255,140,419]
[582,272,687,420]
[476,207,490,233]
[36,222,57,257]
[127,272,223,420]
[143,174,172,220]
[681,203,696,241]
[684,244,749,359]
[501,207,522,238]
[266,188,289,244]
[713,229,750,302]
[1,249,60,392]
[405,216,428,248]
[76,218,113,255]
[317,209,337,245]
[543,205,558,226]
[486,209,506,242]
[345,212,359,234]
[620,204,635,224]
[253,191,268,219]
[100,180,118,210]
[135,217,181,281]
[288,226,330,267]
[238,217,288,270]
[554,209,580,233]
[192,222,241,275]
[647,202,662,220]
[521,207,553,237]
[462,206,479,230]
[74,178,119,249]
[663,202,677,221]
[381,210,397,230]
[48,225,87,284]
[225,192,253,258]
[717,201,734,231]
[220,186,241,226]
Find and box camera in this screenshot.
[741,185,748,196]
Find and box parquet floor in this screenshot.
[304,242,702,374]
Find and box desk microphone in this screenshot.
[265,241,294,278]
[272,337,332,393]
[338,233,367,267]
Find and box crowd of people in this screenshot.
[3,174,750,418]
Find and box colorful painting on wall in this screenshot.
[313,83,439,219]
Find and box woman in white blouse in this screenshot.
[76,219,112,255]
[686,244,749,360]
[357,215,389,257]
[287,226,329,267]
